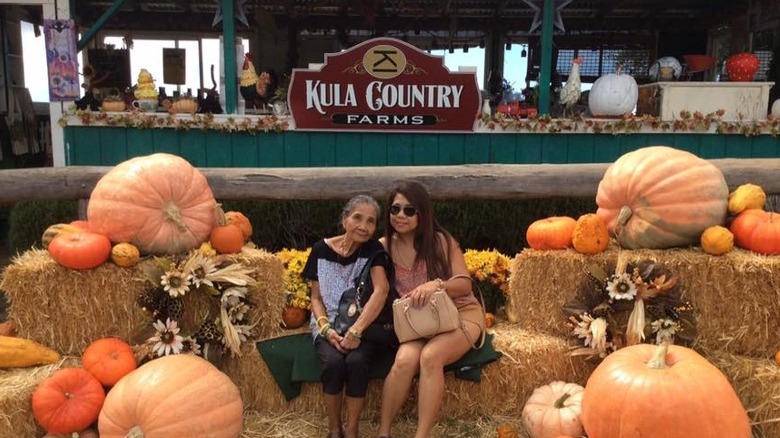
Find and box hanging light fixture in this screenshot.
[479,38,485,49]
[449,42,455,53]
[505,38,512,50]
[463,42,469,53]
[521,45,528,57]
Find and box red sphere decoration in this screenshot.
[725,53,760,82]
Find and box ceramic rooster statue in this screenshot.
[559,57,583,116]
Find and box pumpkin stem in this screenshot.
[647,342,670,369]
[215,203,228,226]
[163,202,188,231]
[553,392,572,408]
[617,205,633,226]
[125,426,145,438]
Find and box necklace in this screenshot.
[392,239,417,269]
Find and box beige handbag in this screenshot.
[392,276,463,343]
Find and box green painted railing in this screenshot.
[64,126,780,167]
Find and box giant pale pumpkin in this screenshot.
[596,146,728,249]
[581,343,751,438]
[98,354,243,438]
[87,153,217,255]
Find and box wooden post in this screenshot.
[223,0,237,114]
[537,0,554,115]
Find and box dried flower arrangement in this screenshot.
[563,252,696,359]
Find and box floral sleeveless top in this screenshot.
[394,261,478,308]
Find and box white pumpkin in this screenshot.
[772,98,780,118]
[588,68,638,117]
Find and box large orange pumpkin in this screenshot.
[87,153,217,256]
[98,354,243,438]
[526,216,576,250]
[729,209,780,255]
[596,146,728,249]
[32,368,106,434]
[581,343,751,438]
[82,338,137,387]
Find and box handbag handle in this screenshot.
[402,293,442,337]
[353,250,389,308]
[447,273,487,349]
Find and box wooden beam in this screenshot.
[1,160,780,203]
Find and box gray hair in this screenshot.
[340,195,380,225]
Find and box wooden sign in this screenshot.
[288,38,481,132]
[163,48,186,85]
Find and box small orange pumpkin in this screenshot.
[526,216,576,250]
[48,232,112,270]
[497,424,519,438]
[32,368,106,434]
[572,213,610,254]
[729,209,780,255]
[700,225,733,255]
[210,206,245,254]
[82,338,137,387]
[225,211,253,242]
[111,242,141,267]
[282,306,309,329]
[485,312,495,328]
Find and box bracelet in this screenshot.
[435,278,444,290]
[347,328,362,340]
[319,323,331,337]
[316,315,329,328]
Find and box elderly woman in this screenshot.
[302,195,392,438]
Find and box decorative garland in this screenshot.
[563,253,696,360]
[58,107,290,134]
[477,110,780,137]
[59,107,778,136]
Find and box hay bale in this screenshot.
[0,247,286,355]
[0,357,79,437]
[241,410,530,438]
[224,324,594,419]
[506,247,780,358]
[708,351,780,438]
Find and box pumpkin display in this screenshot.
[728,183,766,215]
[32,368,106,434]
[526,216,576,250]
[98,354,243,438]
[571,213,610,254]
[580,343,751,438]
[225,210,253,241]
[41,223,87,249]
[729,209,780,255]
[587,67,638,117]
[0,335,61,368]
[596,146,728,249]
[522,381,584,438]
[700,225,734,255]
[87,153,217,256]
[48,231,112,270]
[169,98,198,115]
[110,242,141,267]
[82,338,137,387]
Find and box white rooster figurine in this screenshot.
[559,57,583,116]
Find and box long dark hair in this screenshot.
[385,180,453,280]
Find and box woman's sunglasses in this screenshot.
[389,204,417,217]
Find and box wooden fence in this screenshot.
[2,159,780,203]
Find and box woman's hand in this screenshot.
[339,329,361,350]
[409,279,441,308]
[327,329,346,353]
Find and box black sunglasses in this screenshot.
[389,204,417,217]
